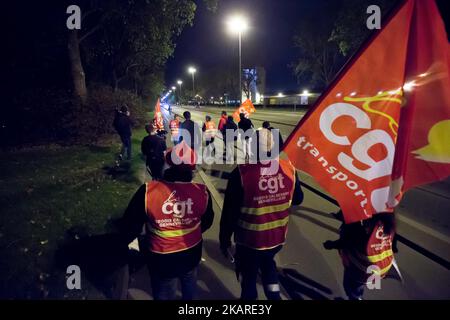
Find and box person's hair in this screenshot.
[222,111,227,116]
[360,212,396,237]
[183,111,191,120]
[145,124,153,133]
[227,115,234,122]
[120,105,128,113]
[206,115,211,121]
[174,114,179,120]
[262,121,270,129]
[239,113,245,119]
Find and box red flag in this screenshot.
[233,99,256,122]
[153,98,164,130]
[283,0,450,223]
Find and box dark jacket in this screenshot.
[141,134,167,165]
[113,111,132,137]
[224,119,238,141]
[179,119,202,148]
[238,118,254,140]
[118,183,214,277]
[219,166,303,249]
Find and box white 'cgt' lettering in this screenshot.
[162,191,194,218]
[259,174,285,194]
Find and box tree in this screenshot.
[330,0,399,56]
[67,0,217,101]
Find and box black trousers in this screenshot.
[146,159,164,180]
[236,244,282,300]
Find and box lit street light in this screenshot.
[188,67,197,97]
[227,15,248,104]
[177,80,183,103]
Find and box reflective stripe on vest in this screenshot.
[147,222,201,238]
[204,121,216,138]
[144,181,208,254]
[238,216,289,231]
[242,201,292,216]
[170,120,179,136]
[236,159,295,250]
[342,221,394,281]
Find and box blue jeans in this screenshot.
[236,245,282,300]
[120,135,132,160]
[151,268,197,300]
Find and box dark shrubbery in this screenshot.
[2,86,149,147]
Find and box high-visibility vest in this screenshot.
[204,121,216,140]
[169,119,180,138]
[340,221,395,282]
[144,181,208,254]
[236,159,296,250]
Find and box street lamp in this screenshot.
[227,15,248,104]
[188,67,197,97]
[177,80,183,103]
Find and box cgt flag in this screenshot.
[233,99,256,122]
[153,98,164,130]
[283,0,450,223]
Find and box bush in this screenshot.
[63,86,148,144]
[3,85,148,147]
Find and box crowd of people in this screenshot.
[112,105,397,301]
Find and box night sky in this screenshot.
[166,0,450,95]
[165,0,324,94]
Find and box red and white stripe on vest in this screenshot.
[236,159,296,250]
[341,221,395,282]
[204,121,216,140]
[169,119,180,139]
[144,181,208,254]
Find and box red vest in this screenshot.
[144,181,208,254]
[169,119,180,138]
[204,121,216,140]
[340,221,394,282]
[236,159,296,250]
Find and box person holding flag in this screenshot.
[169,114,181,146]
[282,0,450,299]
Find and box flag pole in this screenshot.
[282,0,409,150]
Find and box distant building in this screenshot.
[242,67,266,104]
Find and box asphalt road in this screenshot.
[126,104,450,300]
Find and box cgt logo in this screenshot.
[162,191,194,218]
[259,174,285,194]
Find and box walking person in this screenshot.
[323,212,396,300]
[113,105,133,161]
[219,148,304,300]
[223,116,238,161]
[237,113,254,162]
[169,114,181,146]
[118,146,214,300]
[141,124,167,180]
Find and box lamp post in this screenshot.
[177,80,183,104]
[227,15,248,104]
[188,67,197,98]
[171,86,176,103]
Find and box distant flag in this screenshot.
[153,98,164,130]
[283,0,450,223]
[233,99,257,122]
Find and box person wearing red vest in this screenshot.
[169,114,180,146]
[118,145,214,300]
[219,158,303,300]
[323,212,396,300]
[218,111,228,135]
[202,115,216,147]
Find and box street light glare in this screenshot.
[188,67,197,74]
[171,86,176,90]
[227,15,248,34]
[177,80,183,85]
